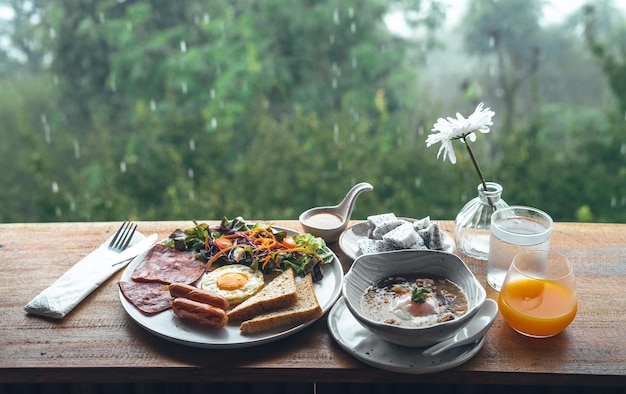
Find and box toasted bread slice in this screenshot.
[226,268,297,322]
[239,274,323,333]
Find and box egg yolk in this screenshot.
[394,293,437,317]
[216,272,249,291]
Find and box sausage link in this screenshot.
[167,283,230,310]
[170,298,228,328]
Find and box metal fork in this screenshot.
[108,221,137,252]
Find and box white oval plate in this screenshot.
[328,297,484,374]
[338,218,456,260]
[119,226,343,348]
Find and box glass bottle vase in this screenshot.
[454,182,508,260]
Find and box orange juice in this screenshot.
[498,278,577,337]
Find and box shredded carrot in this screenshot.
[206,244,240,266]
[260,247,307,270]
[205,223,311,271]
[261,255,273,270]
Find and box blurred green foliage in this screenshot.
[0,0,624,224]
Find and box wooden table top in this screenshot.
[1,220,625,386]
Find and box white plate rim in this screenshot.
[118,225,344,349]
[327,297,484,374]
[338,217,456,260]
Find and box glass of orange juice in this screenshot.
[498,250,577,338]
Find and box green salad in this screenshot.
[165,216,334,282]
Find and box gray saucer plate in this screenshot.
[327,297,484,374]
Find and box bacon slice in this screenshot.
[119,281,172,315]
[131,244,205,285]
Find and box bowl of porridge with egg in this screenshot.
[342,249,486,347]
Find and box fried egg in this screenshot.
[200,264,264,305]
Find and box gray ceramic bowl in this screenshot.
[342,249,486,347]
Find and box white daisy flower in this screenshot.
[426,102,495,164]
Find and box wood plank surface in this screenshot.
[1,220,625,386]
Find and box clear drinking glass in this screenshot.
[498,250,577,338]
[487,206,553,291]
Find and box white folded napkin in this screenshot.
[24,230,156,319]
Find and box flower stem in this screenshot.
[463,137,494,208]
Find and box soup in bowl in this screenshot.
[342,249,486,347]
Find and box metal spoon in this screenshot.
[422,299,498,356]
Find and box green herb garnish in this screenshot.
[411,287,431,304]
